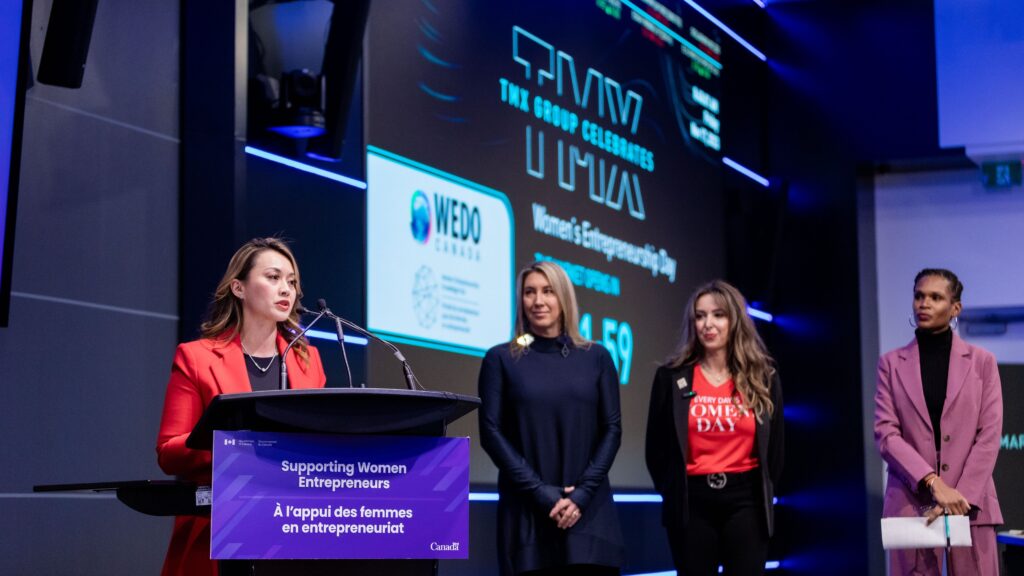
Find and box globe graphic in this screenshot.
[412,265,440,328]
[410,190,431,243]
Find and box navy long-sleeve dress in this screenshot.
[479,334,625,575]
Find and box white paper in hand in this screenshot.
[880,516,972,549]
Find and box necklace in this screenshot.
[700,362,731,385]
[241,342,278,373]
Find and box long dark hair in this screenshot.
[666,280,776,419]
[200,237,309,363]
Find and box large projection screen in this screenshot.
[364,0,759,487]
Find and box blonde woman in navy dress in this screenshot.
[479,261,624,575]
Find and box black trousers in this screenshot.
[667,471,769,576]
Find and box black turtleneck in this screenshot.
[916,327,953,451]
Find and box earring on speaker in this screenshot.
[951,316,959,331]
[908,314,918,328]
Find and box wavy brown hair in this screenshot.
[200,237,310,364]
[667,280,776,419]
[511,261,590,356]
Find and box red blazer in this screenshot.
[156,334,326,576]
[874,334,1003,526]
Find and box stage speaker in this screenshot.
[37,0,100,88]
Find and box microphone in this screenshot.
[280,302,329,390]
[314,299,355,388]
[305,304,424,391]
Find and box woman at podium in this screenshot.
[875,268,1003,574]
[155,237,327,576]
[479,261,624,576]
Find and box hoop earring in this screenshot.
[951,316,959,331]
[907,313,918,328]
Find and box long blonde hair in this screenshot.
[667,280,776,419]
[511,261,590,355]
[200,237,310,363]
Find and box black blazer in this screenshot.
[645,363,784,536]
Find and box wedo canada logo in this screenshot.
[409,190,431,244]
[409,189,482,260]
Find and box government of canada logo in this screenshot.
[410,190,431,244]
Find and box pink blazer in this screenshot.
[156,334,326,576]
[874,334,1003,526]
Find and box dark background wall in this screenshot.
[753,1,948,574]
[0,0,968,574]
[0,0,178,573]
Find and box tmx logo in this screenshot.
[512,26,643,135]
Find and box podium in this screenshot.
[187,388,480,447]
[36,388,480,576]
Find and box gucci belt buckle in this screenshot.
[707,473,727,489]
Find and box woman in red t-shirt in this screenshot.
[645,280,783,576]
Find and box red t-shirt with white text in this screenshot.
[686,366,759,475]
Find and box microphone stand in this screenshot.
[332,314,355,388]
[307,299,354,388]
[280,305,329,390]
[334,314,425,391]
[309,305,425,391]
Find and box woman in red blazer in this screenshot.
[875,268,1003,575]
[156,238,327,576]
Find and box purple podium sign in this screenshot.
[211,431,469,560]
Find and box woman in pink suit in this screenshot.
[156,238,327,576]
[875,268,1003,575]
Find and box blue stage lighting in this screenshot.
[724,157,770,187]
[681,0,767,61]
[747,306,774,323]
[244,146,368,190]
[306,329,369,346]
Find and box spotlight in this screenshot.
[247,0,371,159]
[267,68,326,138]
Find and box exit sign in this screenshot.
[981,161,1022,188]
